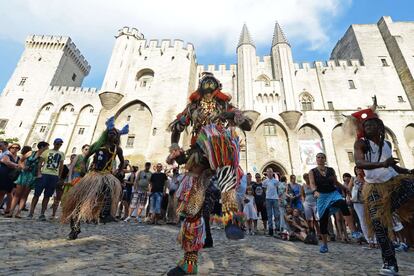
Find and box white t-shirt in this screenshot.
[263,178,280,200]
[363,140,398,183]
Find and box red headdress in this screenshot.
[343,96,378,140]
[350,108,379,139]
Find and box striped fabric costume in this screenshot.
[166,73,253,275]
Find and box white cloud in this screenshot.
[0,0,350,53]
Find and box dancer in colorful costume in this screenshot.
[166,72,253,275]
[61,117,128,240]
[351,106,414,275]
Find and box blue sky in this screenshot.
[0,0,413,91]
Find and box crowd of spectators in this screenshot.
[0,139,413,253]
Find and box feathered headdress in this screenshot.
[89,116,129,154]
[343,96,378,140]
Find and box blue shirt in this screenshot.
[236,174,247,199]
[263,178,280,200]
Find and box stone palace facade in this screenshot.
[1,16,414,179]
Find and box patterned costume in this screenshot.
[61,117,128,240]
[166,73,253,275]
[351,108,414,274]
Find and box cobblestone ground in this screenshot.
[1,210,414,276]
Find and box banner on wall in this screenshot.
[298,139,324,170]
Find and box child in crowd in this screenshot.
[243,186,258,235]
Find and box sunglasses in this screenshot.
[10,146,20,150]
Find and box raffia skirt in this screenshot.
[60,171,122,223]
[362,174,414,239]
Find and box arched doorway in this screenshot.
[254,118,291,174]
[332,123,355,177]
[385,127,404,167]
[261,162,287,178]
[115,100,153,163]
[404,124,414,158]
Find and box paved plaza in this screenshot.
[1,213,413,276]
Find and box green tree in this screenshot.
[0,130,19,143]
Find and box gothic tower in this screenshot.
[270,22,297,111]
[101,27,145,94]
[237,24,257,110]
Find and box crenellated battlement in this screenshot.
[140,38,195,52]
[117,26,144,40]
[197,64,237,74]
[25,34,91,75]
[48,85,98,95]
[293,59,364,72]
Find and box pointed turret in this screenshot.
[270,21,296,111]
[237,24,255,48]
[237,24,257,110]
[272,22,289,47]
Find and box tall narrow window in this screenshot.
[348,80,356,89]
[327,101,334,110]
[18,77,27,86]
[16,98,23,106]
[398,96,404,102]
[0,119,8,130]
[381,58,388,66]
[347,151,355,162]
[78,127,85,135]
[72,73,77,81]
[126,135,135,148]
[39,126,47,133]
[72,147,77,154]
[127,115,131,121]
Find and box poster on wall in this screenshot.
[298,139,324,172]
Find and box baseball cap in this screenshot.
[54,138,64,144]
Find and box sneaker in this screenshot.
[38,214,46,221]
[123,216,131,222]
[319,244,329,253]
[379,264,399,275]
[137,217,142,223]
[352,231,362,239]
[27,213,33,219]
[394,243,408,252]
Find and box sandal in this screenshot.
[4,213,13,218]
[14,214,22,219]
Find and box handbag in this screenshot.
[351,178,362,203]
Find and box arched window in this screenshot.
[72,147,77,154]
[136,68,154,88]
[257,74,271,87]
[300,92,314,111]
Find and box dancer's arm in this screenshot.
[117,147,125,172]
[354,139,398,170]
[308,170,319,198]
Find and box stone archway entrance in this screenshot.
[261,162,287,177]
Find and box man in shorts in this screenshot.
[252,173,267,233]
[28,138,64,221]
